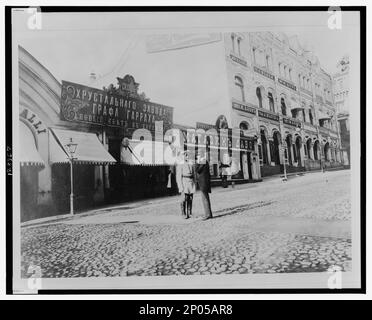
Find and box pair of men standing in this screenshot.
[176,152,213,220]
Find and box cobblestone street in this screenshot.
[21,170,352,278]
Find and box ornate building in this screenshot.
[333,55,350,166]
[223,31,343,177]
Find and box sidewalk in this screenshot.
[20,168,338,228]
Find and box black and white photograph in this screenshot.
[6,5,365,294]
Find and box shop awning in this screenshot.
[121,139,175,166]
[20,121,45,167]
[49,128,116,165]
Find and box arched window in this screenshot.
[253,48,257,63]
[256,87,263,108]
[231,34,235,52]
[237,38,242,56]
[281,97,287,116]
[266,55,270,69]
[239,121,249,131]
[234,76,245,102]
[268,92,275,112]
[291,109,297,119]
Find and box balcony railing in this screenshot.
[282,116,301,128]
[319,126,330,135]
[303,122,317,133]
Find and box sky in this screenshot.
[13,10,359,126]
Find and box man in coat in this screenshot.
[196,154,213,220]
[176,151,196,219]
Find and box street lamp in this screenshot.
[65,138,78,215]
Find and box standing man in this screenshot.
[176,151,196,219]
[196,154,213,220]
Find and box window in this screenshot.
[289,68,292,80]
[237,38,241,56]
[253,48,257,64]
[284,65,287,78]
[268,92,275,112]
[291,109,297,119]
[281,97,287,115]
[278,63,282,75]
[266,55,270,69]
[309,109,314,125]
[231,34,235,53]
[256,87,263,108]
[234,76,245,102]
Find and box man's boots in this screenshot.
[180,200,186,217]
[186,194,193,218]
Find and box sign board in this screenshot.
[60,80,173,133]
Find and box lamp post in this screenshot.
[65,138,78,215]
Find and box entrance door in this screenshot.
[247,152,252,179]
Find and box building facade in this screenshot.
[17,32,347,221]
[333,55,350,166]
[223,32,343,177]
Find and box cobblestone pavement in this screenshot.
[21,170,352,278]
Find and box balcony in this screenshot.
[303,122,317,133]
[318,126,330,136]
[282,116,301,128]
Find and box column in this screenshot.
[309,142,314,160]
[300,143,305,167]
[292,143,297,166]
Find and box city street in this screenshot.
[21,170,351,278]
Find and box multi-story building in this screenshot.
[223,31,343,177]
[333,55,350,166]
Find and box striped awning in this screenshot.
[20,121,45,167]
[49,128,116,165]
[121,139,175,166]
